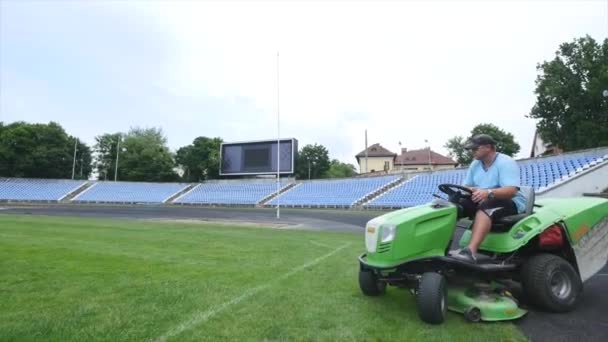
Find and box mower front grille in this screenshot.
[377,242,392,253]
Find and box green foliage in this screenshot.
[0,121,92,179]
[93,127,178,182]
[295,143,330,179]
[470,124,520,157]
[175,136,223,181]
[93,132,123,181]
[528,35,608,151]
[444,123,520,165]
[70,138,93,180]
[444,136,469,166]
[324,159,357,178]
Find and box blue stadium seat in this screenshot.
[367,170,467,208]
[267,175,400,207]
[74,181,189,203]
[175,181,292,205]
[0,178,86,201]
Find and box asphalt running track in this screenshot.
[2,204,607,341]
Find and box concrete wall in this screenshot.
[538,161,608,198]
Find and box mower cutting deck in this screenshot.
[358,183,608,324]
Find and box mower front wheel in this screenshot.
[416,272,447,324]
[359,270,386,296]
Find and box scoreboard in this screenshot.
[220,138,298,176]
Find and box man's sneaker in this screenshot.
[449,247,477,263]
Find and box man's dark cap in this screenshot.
[464,134,497,150]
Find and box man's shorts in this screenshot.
[477,198,518,221]
[460,198,518,222]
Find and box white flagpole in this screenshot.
[276,51,280,219]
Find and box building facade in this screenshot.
[356,144,457,174]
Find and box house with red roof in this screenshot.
[356,144,457,174]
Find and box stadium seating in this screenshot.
[367,170,466,208]
[1,148,606,207]
[267,175,401,207]
[174,181,292,205]
[520,149,608,191]
[0,178,86,201]
[73,181,189,203]
[367,148,608,208]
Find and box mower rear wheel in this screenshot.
[521,253,582,313]
[359,270,386,296]
[416,272,447,324]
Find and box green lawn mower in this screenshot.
[358,184,608,324]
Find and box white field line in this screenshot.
[308,240,335,249]
[154,242,351,342]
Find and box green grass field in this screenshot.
[0,215,524,341]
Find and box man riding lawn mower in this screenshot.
[358,135,608,324]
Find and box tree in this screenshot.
[0,121,92,179]
[323,159,357,178]
[93,127,178,182]
[175,136,223,181]
[444,136,469,166]
[444,123,520,166]
[295,143,330,179]
[93,132,122,181]
[528,35,608,151]
[69,137,93,180]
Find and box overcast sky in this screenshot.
[1,0,607,169]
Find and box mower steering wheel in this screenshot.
[438,184,473,199]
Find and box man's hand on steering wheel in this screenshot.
[471,188,491,203]
[437,184,474,204]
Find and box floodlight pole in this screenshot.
[71,138,78,179]
[115,139,120,182]
[276,51,280,219]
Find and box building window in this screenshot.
[384,161,390,171]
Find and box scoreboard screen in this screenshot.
[220,138,297,176]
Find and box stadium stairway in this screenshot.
[353,176,408,209]
[256,182,300,207]
[164,183,198,204]
[60,181,95,202]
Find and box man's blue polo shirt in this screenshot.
[463,153,527,213]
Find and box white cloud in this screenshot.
[2,0,607,169]
[131,0,607,166]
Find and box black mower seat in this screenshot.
[490,186,535,232]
